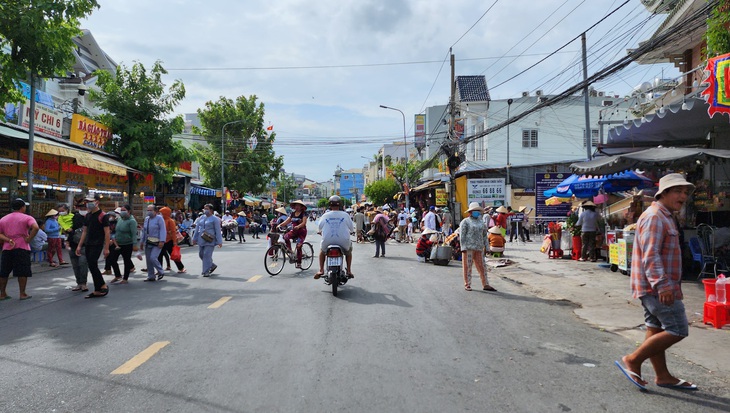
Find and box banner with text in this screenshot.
[414,114,426,150]
[467,178,505,207]
[19,102,63,138]
[535,172,573,218]
[70,114,111,151]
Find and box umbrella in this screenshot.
[544,170,653,199]
[602,170,654,192]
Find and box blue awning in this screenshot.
[190,185,216,196]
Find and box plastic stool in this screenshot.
[549,248,563,259]
[703,302,729,329]
[31,250,47,263]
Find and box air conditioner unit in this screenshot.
[535,90,543,96]
[597,91,605,97]
[521,91,529,97]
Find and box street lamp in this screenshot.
[379,105,409,210]
[221,120,243,214]
[506,98,513,186]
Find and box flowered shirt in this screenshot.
[458,216,488,251]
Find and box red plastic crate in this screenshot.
[703,301,729,329]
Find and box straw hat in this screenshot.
[495,206,509,214]
[275,207,287,215]
[422,228,437,235]
[290,199,306,208]
[464,202,484,214]
[488,226,502,234]
[45,208,58,217]
[655,173,694,200]
[582,201,596,207]
[518,206,527,213]
[376,207,383,213]
[237,211,246,216]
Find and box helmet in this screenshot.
[328,195,341,206]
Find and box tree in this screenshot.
[364,179,400,206]
[0,0,99,106]
[390,158,435,190]
[93,61,190,183]
[317,197,352,208]
[275,172,297,204]
[193,95,283,194]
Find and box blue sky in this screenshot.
[81,0,675,182]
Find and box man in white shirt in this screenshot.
[222,210,235,241]
[397,209,409,242]
[314,196,354,280]
[422,205,437,231]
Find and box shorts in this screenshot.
[0,249,32,278]
[320,242,352,257]
[639,294,688,337]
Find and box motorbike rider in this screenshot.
[314,196,354,280]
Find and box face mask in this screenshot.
[86,203,96,210]
[147,211,155,217]
[205,209,212,216]
[472,211,481,218]
[59,211,68,216]
[79,210,88,216]
[120,211,130,219]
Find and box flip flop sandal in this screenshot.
[71,286,83,291]
[465,286,472,291]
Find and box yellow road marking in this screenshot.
[208,296,232,309]
[111,341,170,375]
[247,275,262,283]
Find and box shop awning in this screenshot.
[410,180,442,192]
[0,157,24,165]
[571,147,730,175]
[190,185,217,196]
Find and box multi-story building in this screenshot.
[337,168,364,204]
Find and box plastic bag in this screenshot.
[170,245,181,262]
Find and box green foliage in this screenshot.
[92,61,189,183]
[390,158,434,189]
[364,179,400,206]
[275,172,297,204]
[317,197,352,208]
[566,209,581,236]
[0,0,100,105]
[192,95,283,195]
[705,0,730,56]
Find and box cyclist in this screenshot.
[277,200,308,269]
[314,196,354,280]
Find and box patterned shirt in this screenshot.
[458,216,488,251]
[630,201,683,300]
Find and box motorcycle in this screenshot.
[324,244,348,296]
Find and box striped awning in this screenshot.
[190,185,217,196]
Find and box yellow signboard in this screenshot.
[70,114,111,151]
[0,147,18,177]
[435,188,448,206]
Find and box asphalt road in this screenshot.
[1,221,728,412]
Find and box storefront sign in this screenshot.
[19,102,63,138]
[70,114,111,151]
[700,52,730,119]
[467,178,505,207]
[414,114,426,150]
[59,157,90,189]
[435,188,448,206]
[0,147,18,177]
[19,149,59,184]
[176,160,193,176]
[535,173,573,218]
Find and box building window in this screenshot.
[583,129,599,147]
[522,129,538,148]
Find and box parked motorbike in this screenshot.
[177,224,192,246]
[324,244,348,296]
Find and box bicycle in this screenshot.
[264,232,314,276]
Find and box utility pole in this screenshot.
[448,49,457,221]
[582,32,592,161]
[27,74,36,212]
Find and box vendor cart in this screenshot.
[607,230,634,274]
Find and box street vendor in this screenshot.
[576,201,601,262]
[416,228,438,262]
[488,226,506,255]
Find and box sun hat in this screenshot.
[290,200,306,208]
[464,202,484,214]
[495,206,509,214]
[237,211,246,216]
[655,173,695,200]
[45,209,58,217]
[582,201,596,207]
[488,226,502,234]
[422,228,437,235]
[275,207,287,215]
[518,206,527,213]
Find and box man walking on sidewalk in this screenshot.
[616,173,698,391]
[0,198,39,300]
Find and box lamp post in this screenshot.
[506,98,513,186]
[221,120,243,214]
[379,105,409,210]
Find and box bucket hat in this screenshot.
[655,173,694,200]
[464,202,484,214]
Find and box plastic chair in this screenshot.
[697,224,726,279]
[688,237,704,276]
